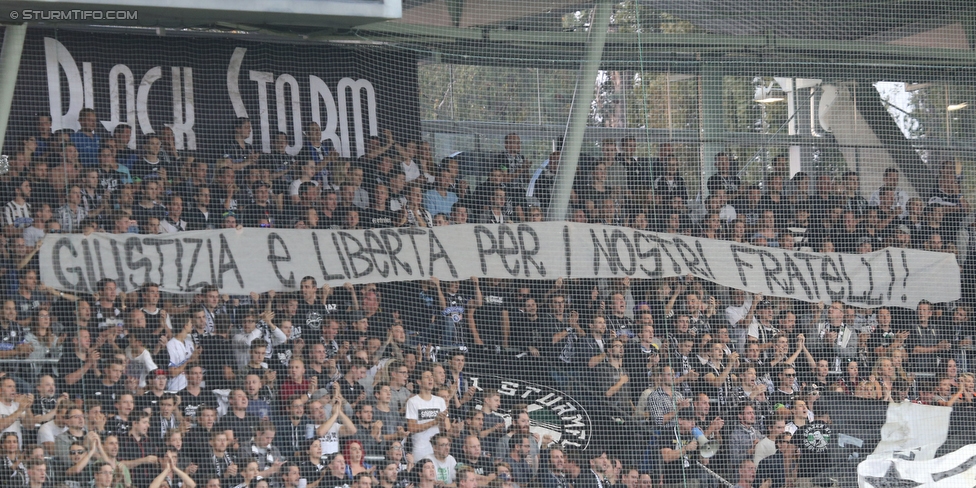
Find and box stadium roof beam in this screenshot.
[346,23,976,77]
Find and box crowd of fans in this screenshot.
[0,114,973,488]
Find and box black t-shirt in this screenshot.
[793,420,832,477]
[457,454,494,477]
[136,391,165,414]
[131,158,172,181]
[298,460,327,484]
[216,412,258,446]
[623,341,660,395]
[88,381,125,414]
[296,300,329,333]
[141,308,166,333]
[106,415,132,437]
[472,286,510,347]
[50,456,90,487]
[132,203,167,228]
[907,323,947,374]
[509,311,544,352]
[179,388,220,421]
[58,349,96,399]
[396,282,437,336]
[768,389,798,412]
[269,339,298,376]
[362,208,398,228]
[198,335,233,390]
[98,168,126,195]
[338,378,366,406]
[243,202,279,228]
[655,428,699,485]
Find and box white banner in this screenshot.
[38,223,959,307]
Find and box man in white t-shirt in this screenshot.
[0,377,33,446]
[307,395,356,456]
[405,366,450,460]
[167,318,198,391]
[36,405,68,454]
[425,433,458,486]
[725,289,761,354]
[126,328,158,389]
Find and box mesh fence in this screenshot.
[0,2,975,488]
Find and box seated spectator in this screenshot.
[4,178,32,233]
[424,169,459,218]
[160,194,188,232]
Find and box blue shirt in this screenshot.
[70,131,101,167]
[423,189,458,217]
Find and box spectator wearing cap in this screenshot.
[222,210,240,228]
[137,367,170,414]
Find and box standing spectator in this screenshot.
[728,404,764,470]
[167,318,199,392]
[425,433,458,486]
[118,411,158,487]
[185,187,216,230]
[70,108,100,167]
[58,185,88,233]
[4,178,32,233]
[217,389,259,445]
[308,396,357,457]
[405,367,450,460]
[0,379,32,446]
[812,302,858,371]
[908,300,951,375]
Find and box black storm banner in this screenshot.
[8,29,420,157]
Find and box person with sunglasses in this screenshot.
[768,367,799,416]
[53,439,97,486]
